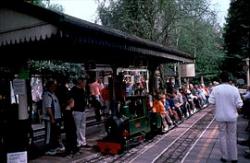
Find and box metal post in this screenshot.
[110,65,118,116]
[246,58,250,86]
[201,75,204,85]
[177,62,182,88]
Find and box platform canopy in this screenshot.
[0,1,194,66]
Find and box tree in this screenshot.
[223,0,250,79]
[175,8,225,80]
[26,0,44,6]
[25,0,64,12]
[97,0,225,81]
[97,0,157,41]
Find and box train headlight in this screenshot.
[122,129,129,139]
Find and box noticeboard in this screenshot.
[180,63,195,77]
[13,79,26,95]
[7,151,27,163]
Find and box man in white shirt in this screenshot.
[209,72,243,163]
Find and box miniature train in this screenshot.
[97,95,162,155]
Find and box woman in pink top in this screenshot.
[89,79,103,122]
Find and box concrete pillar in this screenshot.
[13,79,29,120]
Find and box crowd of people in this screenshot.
[41,77,109,157]
[40,74,212,156]
[150,82,210,132]
[151,73,250,162]
[38,71,250,162]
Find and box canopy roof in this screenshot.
[0,1,194,65]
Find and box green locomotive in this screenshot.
[97,95,162,154]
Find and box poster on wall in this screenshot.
[13,79,26,95]
[180,63,195,77]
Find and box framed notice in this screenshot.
[7,151,27,163]
[180,63,195,77]
[13,79,26,95]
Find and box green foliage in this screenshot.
[223,0,250,78]
[30,60,83,80]
[47,3,64,12]
[26,0,44,6]
[25,0,64,12]
[97,0,225,80]
[177,18,224,80]
[98,0,156,40]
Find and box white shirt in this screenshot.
[208,83,243,122]
[42,91,61,120]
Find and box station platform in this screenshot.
[30,106,250,163]
[182,113,250,163]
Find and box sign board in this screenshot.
[13,79,26,95]
[7,151,27,163]
[180,63,195,77]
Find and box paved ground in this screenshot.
[181,112,250,163]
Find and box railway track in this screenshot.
[74,106,214,163]
[153,110,214,163]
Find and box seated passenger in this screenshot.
[172,90,184,121]
[166,94,180,122]
[189,84,202,110]
[152,94,169,132]
[164,95,174,127]
[179,88,191,118]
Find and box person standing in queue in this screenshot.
[63,98,79,156]
[70,78,89,148]
[208,72,243,163]
[42,80,63,155]
[89,78,103,122]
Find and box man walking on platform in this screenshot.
[209,72,243,163]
